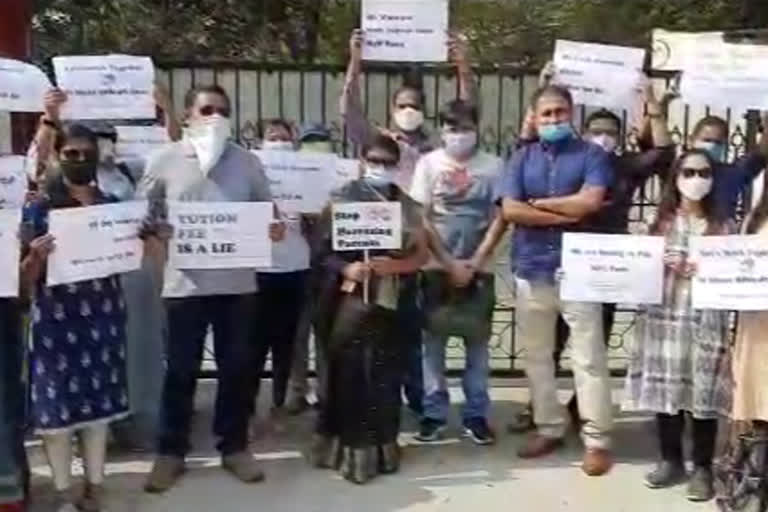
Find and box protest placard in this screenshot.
[46,201,147,286]
[553,40,646,110]
[335,158,361,188]
[253,150,337,213]
[690,235,768,310]
[559,233,665,304]
[332,202,402,251]
[53,55,155,120]
[0,155,28,209]
[0,209,20,297]
[168,201,272,269]
[116,125,170,161]
[0,58,51,112]
[361,0,448,62]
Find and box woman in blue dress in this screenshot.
[21,124,130,512]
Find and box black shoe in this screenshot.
[463,417,496,446]
[644,460,687,489]
[687,466,714,502]
[415,418,446,443]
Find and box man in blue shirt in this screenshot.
[501,85,615,476]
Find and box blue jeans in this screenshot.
[399,276,423,414]
[422,331,490,424]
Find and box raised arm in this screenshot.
[154,83,182,142]
[340,29,376,146]
[29,88,67,184]
[450,32,477,108]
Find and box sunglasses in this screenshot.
[366,157,398,167]
[61,148,97,161]
[198,105,231,117]
[681,167,713,179]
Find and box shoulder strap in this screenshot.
[116,162,136,186]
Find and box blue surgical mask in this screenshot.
[363,164,395,187]
[693,140,726,162]
[538,122,573,143]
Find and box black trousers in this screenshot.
[657,412,717,467]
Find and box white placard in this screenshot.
[46,201,147,286]
[0,209,21,297]
[116,126,170,161]
[253,150,337,213]
[651,29,725,71]
[560,233,665,304]
[335,158,361,188]
[690,235,768,310]
[168,201,272,269]
[0,112,10,154]
[0,155,28,209]
[0,58,51,112]
[332,202,402,251]
[361,0,448,62]
[553,40,646,110]
[53,55,155,120]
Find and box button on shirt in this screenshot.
[137,141,272,298]
[501,138,613,283]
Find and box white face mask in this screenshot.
[393,107,424,132]
[677,174,713,201]
[443,131,477,159]
[363,164,396,186]
[589,134,618,154]
[98,138,116,166]
[184,115,232,175]
[262,140,294,151]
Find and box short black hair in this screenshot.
[585,109,622,132]
[54,123,99,153]
[362,133,401,162]
[392,85,426,108]
[438,99,479,127]
[183,84,231,111]
[693,115,728,139]
[261,118,294,138]
[531,85,574,109]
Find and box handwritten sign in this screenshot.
[553,40,646,110]
[253,150,337,213]
[0,58,51,112]
[116,125,170,161]
[0,155,28,209]
[332,202,402,251]
[690,235,768,310]
[0,209,20,297]
[362,0,448,62]
[560,233,664,304]
[168,201,272,269]
[47,201,147,286]
[53,55,155,120]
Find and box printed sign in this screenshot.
[168,201,272,269]
[253,150,337,213]
[560,233,665,304]
[332,201,402,251]
[116,125,170,161]
[46,201,147,286]
[0,209,20,297]
[361,0,449,62]
[691,235,768,310]
[0,58,51,112]
[0,155,28,209]
[53,55,155,120]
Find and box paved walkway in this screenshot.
[26,381,716,512]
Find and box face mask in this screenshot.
[261,140,294,151]
[184,115,232,175]
[363,164,395,187]
[299,141,334,154]
[589,134,618,154]
[693,140,726,162]
[443,131,477,159]
[393,107,424,132]
[677,174,713,201]
[538,122,573,143]
[61,160,97,186]
[97,138,116,166]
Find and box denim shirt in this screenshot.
[501,137,614,284]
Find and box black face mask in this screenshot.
[60,160,97,185]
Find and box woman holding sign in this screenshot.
[623,149,731,503]
[20,124,129,512]
[306,134,428,484]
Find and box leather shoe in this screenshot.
[582,448,613,476]
[517,434,563,459]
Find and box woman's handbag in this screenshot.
[422,270,495,340]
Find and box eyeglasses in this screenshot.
[681,167,713,179]
[365,157,398,167]
[61,149,97,161]
[198,105,231,117]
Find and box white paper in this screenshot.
[47,201,147,286]
[332,202,402,251]
[168,201,272,269]
[116,125,170,161]
[0,155,28,209]
[0,209,20,297]
[0,58,51,112]
[559,233,665,304]
[553,40,646,110]
[690,235,768,310]
[53,55,155,120]
[651,29,725,71]
[335,158,361,188]
[253,150,337,213]
[362,0,448,62]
